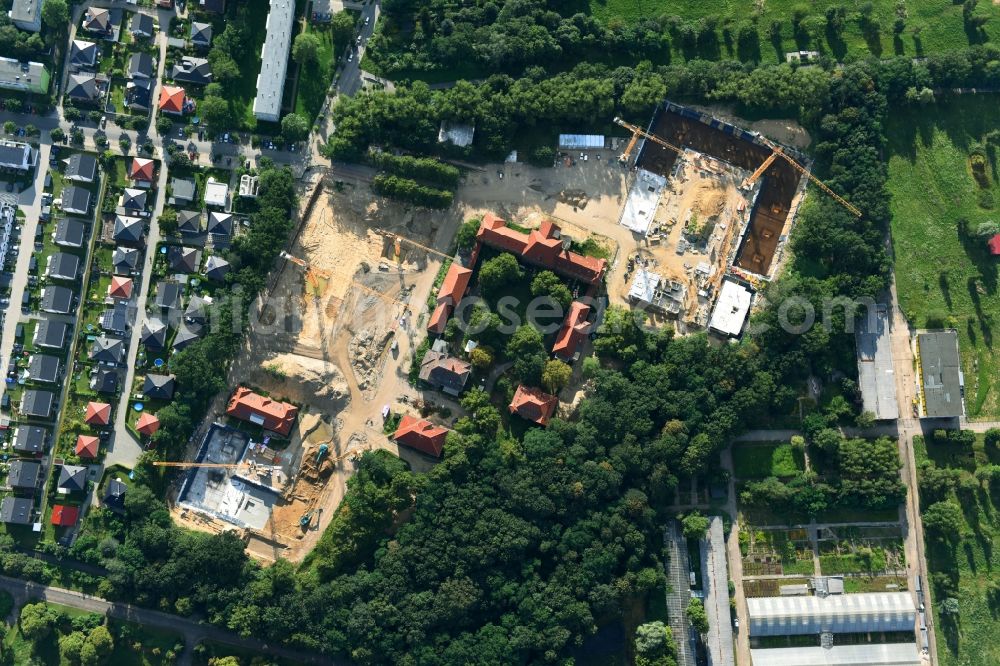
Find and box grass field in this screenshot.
[914,434,1000,666]
[886,95,1000,419]
[731,441,804,479]
[293,23,337,123]
[588,0,998,62]
[228,0,270,129]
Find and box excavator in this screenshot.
[613,116,863,218]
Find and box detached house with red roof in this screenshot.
[476,214,607,286]
[552,300,592,361]
[393,414,450,457]
[158,85,186,115]
[226,386,299,436]
[427,263,473,334]
[129,157,155,187]
[509,385,558,426]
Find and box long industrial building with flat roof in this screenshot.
[751,643,920,666]
[917,329,963,418]
[747,592,916,637]
[855,305,898,420]
[252,0,295,122]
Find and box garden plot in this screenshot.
[739,527,814,576]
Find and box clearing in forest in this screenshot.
[887,95,1000,419]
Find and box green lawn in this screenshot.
[886,95,1000,419]
[731,441,804,479]
[914,434,1000,666]
[588,0,998,62]
[293,23,336,123]
[230,0,271,129]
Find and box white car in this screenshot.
[347,53,353,62]
[365,16,370,25]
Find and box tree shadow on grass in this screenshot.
[825,26,847,61]
[939,272,953,308]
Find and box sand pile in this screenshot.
[255,353,351,416]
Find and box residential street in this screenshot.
[0,575,338,665]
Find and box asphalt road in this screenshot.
[0,575,337,665]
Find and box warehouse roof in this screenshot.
[747,593,916,637]
[749,643,921,666]
[918,330,963,418]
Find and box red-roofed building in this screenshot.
[129,157,155,185]
[989,234,1000,256]
[393,414,449,457]
[136,412,160,436]
[427,263,473,333]
[75,435,99,459]
[51,505,79,527]
[509,385,558,426]
[476,214,607,285]
[225,386,299,436]
[552,300,592,361]
[159,85,186,115]
[108,276,133,300]
[84,402,112,426]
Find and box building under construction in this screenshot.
[633,101,807,279]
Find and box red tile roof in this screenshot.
[225,386,299,436]
[552,300,592,360]
[476,214,607,285]
[108,276,133,299]
[427,302,452,334]
[136,412,160,436]
[85,402,112,426]
[129,157,155,182]
[75,435,99,458]
[393,414,449,457]
[51,505,79,527]
[990,234,1000,256]
[437,264,472,307]
[159,85,185,113]
[509,385,558,426]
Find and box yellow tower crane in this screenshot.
[614,117,685,164]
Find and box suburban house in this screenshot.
[33,319,68,349]
[203,255,230,281]
[103,479,127,513]
[197,0,226,13]
[172,321,203,351]
[114,214,145,244]
[476,214,608,285]
[58,465,89,493]
[100,300,130,335]
[129,157,156,186]
[171,178,196,205]
[552,301,592,361]
[126,78,153,110]
[190,21,213,48]
[83,7,120,40]
[75,435,100,459]
[40,286,74,315]
[120,187,148,211]
[113,247,140,274]
[51,505,80,527]
[46,252,80,281]
[184,294,211,322]
[9,0,42,32]
[226,386,299,436]
[25,354,60,384]
[427,263,472,334]
[206,211,232,238]
[177,209,201,234]
[128,52,154,80]
[90,336,125,366]
[158,85,187,115]
[171,56,212,85]
[140,315,167,349]
[0,498,33,525]
[142,374,176,400]
[154,281,182,311]
[90,366,119,394]
[418,349,471,396]
[136,413,160,437]
[70,40,98,68]
[13,425,48,454]
[55,219,87,248]
[66,72,105,104]
[129,12,154,39]
[0,58,49,94]
[107,276,134,300]
[204,178,228,207]
[60,185,91,215]
[20,389,55,419]
[8,460,41,490]
[0,140,36,171]
[252,0,295,122]
[168,246,201,273]
[83,402,112,427]
[393,415,450,457]
[509,385,559,426]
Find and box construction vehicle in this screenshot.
[614,117,684,165]
[614,117,862,218]
[315,443,329,464]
